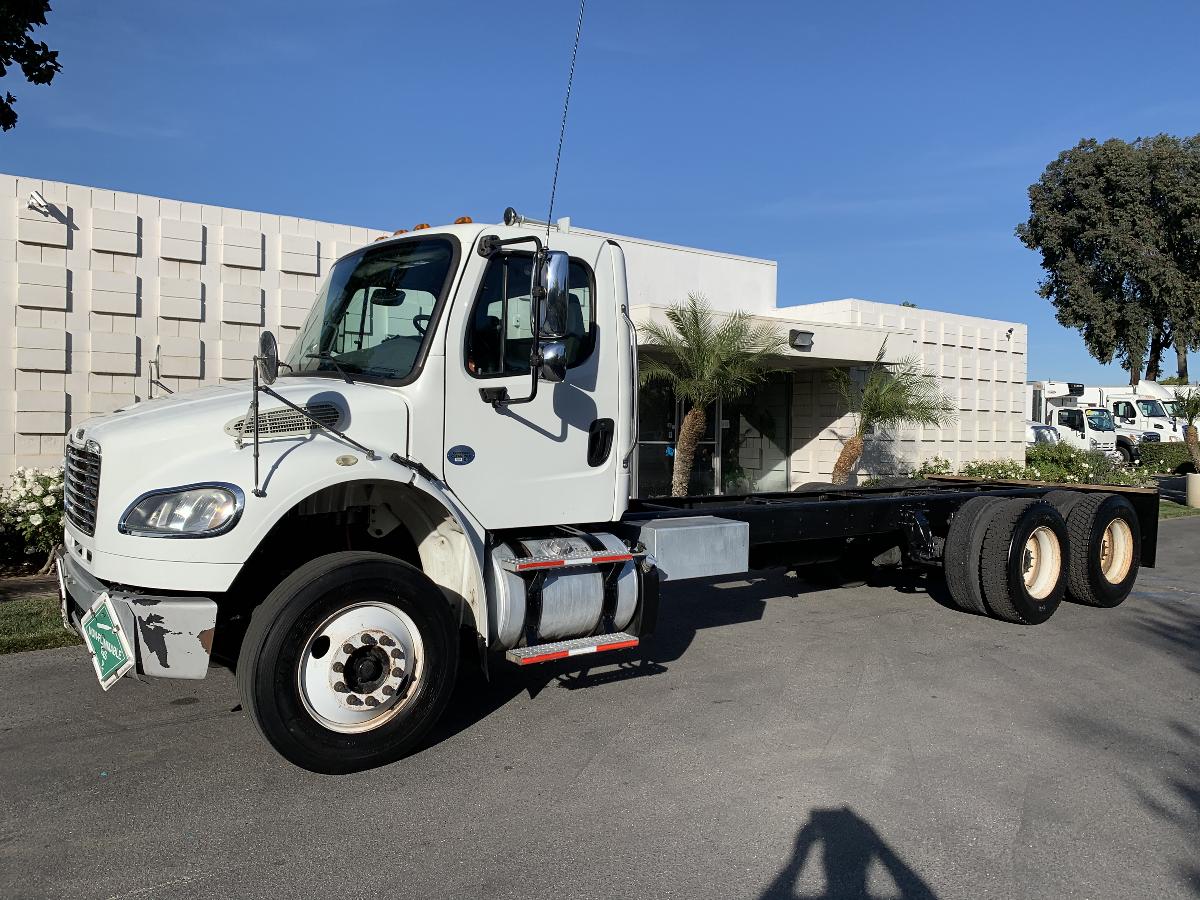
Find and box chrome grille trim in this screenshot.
[64,442,101,536]
[224,403,343,439]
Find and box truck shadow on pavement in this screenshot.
[759,806,939,899]
[425,570,807,750]
[425,567,937,753]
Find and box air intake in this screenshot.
[225,403,343,439]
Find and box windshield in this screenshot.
[1085,408,1115,431]
[1162,400,1179,417]
[283,237,458,384]
[1136,399,1167,418]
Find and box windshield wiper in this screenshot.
[305,352,355,384]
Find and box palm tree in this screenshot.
[1173,387,1200,471]
[828,340,956,484]
[639,294,788,496]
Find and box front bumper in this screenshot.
[58,548,218,681]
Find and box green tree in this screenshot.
[827,341,956,484]
[1,1,61,132]
[639,294,787,497]
[1173,388,1200,472]
[1017,135,1200,385]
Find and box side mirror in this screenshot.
[257,330,279,385]
[538,340,568,383]
[537,250,571,338]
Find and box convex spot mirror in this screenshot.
[257,330,279,385]
[539,340,568,383]
[536,250,571,339]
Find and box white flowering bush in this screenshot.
[910,445,1149,487]
[0,466,65,565]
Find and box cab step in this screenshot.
[505,632,640,666]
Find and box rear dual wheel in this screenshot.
[943,491,1141,622]
[1057,493,1140,607]
[944,497,1068,624]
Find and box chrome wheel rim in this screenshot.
[1022,525,1061,600]
[297,602,423,733]
[1099,518,1134,584]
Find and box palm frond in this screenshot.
[828,339,957,438]
[637,293,788,407]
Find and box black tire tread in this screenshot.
[1042,489,1088,519]
[235,550,457,772]
[943,496,1003,615]
[980,499,1042,624]
[1063,492,1139,607]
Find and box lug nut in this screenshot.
[342,643,355,655]
[390,648,404,659]
[391,667,404,678]
[333,681,348,693]
[365,696,380,707]
[381,685,395,696]
[360,633,377,646]
[346,695,363,706]
[378,635,395,647]
[331,661,344,673]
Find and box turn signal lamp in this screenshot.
[392,228,409,235]
[413,223,431,230]
[454,216,473,224]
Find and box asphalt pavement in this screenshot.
[2,519,1198,900]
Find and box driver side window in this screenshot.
[465,253,594,378]
[1058,409,1082,429]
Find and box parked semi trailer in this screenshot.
[57,214,1159,772]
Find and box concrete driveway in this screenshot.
[2,520,1198,900]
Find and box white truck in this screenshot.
[58,214,1160,773]
[1079,384,1186,446]
[1025,381,1125,458]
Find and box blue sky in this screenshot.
[4,0,1199,383]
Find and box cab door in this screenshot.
[1056,407,1086,449]
[441,234,623,530]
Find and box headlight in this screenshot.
[120,484,244,537]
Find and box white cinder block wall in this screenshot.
[0,174,389,477]
[786,299,1028,481]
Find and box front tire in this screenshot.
[236,551,459,774]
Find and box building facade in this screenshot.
[0,174,1026,490]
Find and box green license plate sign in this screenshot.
[81,593,134,690]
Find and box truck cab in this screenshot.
[1049,404,1119,457]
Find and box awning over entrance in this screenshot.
[630,304,916,370]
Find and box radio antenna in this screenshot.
[546,0,586,246]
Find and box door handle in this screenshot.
[587,418,615,467]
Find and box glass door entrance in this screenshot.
[634,373,791,498]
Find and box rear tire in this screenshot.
[1117,444,1133,464]
[942,496,1005,615]
[979,499,1068,625]
[236,551,459,774]
[1062,493,1140,608]
[1041,489,1089,519]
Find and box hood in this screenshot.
[73,377,379,453]
[69,377,412,547]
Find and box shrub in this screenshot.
[909,445,1150,486]
[1137,442,1194,475]
[0,466,64,567]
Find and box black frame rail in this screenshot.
[623,478,1160,568]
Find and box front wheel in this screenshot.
[236,551,459,774]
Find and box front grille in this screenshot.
[1141,432,1161,443]
[225,403,343,439]
[65,442,101,536]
